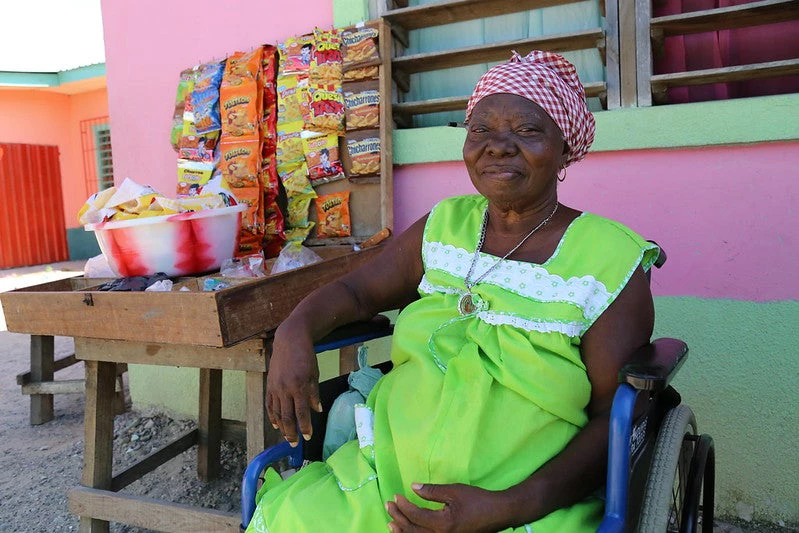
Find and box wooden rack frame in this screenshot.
[635,0,799,106]
[382,0,620,126]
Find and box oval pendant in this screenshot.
[458,293,475,315]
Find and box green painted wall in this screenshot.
[653,297,798,523]
[129,299,798,523]
[392,94,799,165]
[66,227,100,260]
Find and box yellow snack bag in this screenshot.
[276,121,305,176]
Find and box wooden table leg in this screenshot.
[198,368,222,481]
[30,335,55,425]
[245,370,268,464]
[339,344,359,375]
[79,359,116,533]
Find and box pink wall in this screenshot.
[99,0,334,197]
[0,88,109,228]
[394,141,799,302]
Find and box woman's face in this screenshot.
[463,93,567,211]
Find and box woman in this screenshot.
[249,51,658,532]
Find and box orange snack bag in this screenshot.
[222,48,263,88]
[310,28,343,85]
[315,191,351,238]
[221,84,261,141]
[220,141,260,189]
[344,85,380,131]
[303,133,344,183]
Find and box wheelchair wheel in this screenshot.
[638,404,698,533]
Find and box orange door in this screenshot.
[0,143,68,269]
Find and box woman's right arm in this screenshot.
[266,215,428,446]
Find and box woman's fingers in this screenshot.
[293,393,312,441]
[277,392,299,446]
[265,391,279,430]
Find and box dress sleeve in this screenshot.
[571,215,660,334]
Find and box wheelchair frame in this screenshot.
[241,251,716,533]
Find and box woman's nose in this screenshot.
[485,133,518,157]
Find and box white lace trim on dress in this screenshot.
[422,240,612,320]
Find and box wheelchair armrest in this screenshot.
[313,314,394,353]
[241,440,304,529]
[620,338,688,392]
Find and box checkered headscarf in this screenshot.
[465,50,596,167]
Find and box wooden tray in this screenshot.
[0,245,382,348]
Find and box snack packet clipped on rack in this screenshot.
[346,132,381,177]
[315,191,351,238]
[177,160,214,197]
[308,84,345,136]
[276,121,305,176]
[171,68,196,151]
[278,35,314,77]
[191,61,225,135]
[282,164,317,228]
[220,141,260,188]
[344,84,380,131]
[310,28,343,85]
[341,25,380,80]
[303,132,344,184]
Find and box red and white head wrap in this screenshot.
[465,50,596,167]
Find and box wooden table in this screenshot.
[65,334,362,533]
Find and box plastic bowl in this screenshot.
[85,204,247,277]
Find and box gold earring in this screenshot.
[557,168,567,182]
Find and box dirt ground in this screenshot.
[0,261,793,533]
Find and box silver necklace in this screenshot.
[458,203,559,315]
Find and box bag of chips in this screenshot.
[346,133,381,177]
[344,65,379,82]
[222,48,263,88]
[177,160,214,197]
[315,191,351,238]
[278,35,314,76]
[282,164,317,228]
[344,84,380,131]
[341,26,380,72]
[171,68,196,151]
[192,61,225,135]
[310,28,343,85]
[220,141,260,189]
[308,84,345,136]
[303,133,344,183]
[276,121,305,176]
[220,83,262,141]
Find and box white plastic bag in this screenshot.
[270,242,323,275]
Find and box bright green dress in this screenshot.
[247,195,659,533]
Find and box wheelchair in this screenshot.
[241,249,716,533]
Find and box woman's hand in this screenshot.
[386,483,506,533]
[265,327,322,447]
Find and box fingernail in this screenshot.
[316,401,323,412]
[302,432,312,441]
[288,440,298,448]
[411,483,423,490]
[272,423,279,429]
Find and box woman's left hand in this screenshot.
[386,483,506,533]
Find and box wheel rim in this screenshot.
[667,437,697,532]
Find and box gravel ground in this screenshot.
[0,261,794,533]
